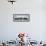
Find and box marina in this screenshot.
[0,33,46,46]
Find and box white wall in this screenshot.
[0,0,46,41]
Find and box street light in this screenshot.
[8,0,16,4]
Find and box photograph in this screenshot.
[0,0,46,46]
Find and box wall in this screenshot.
[0,0,46,41]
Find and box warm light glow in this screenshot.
[19,32,25,34]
